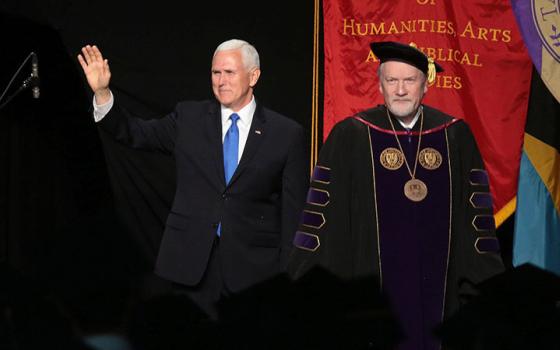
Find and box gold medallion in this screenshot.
[404,178,428,202]
[380,147,404,170]
[419,148,442,170]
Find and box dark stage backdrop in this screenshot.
[0,1,315,294]
[1,0,518,295]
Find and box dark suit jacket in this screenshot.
[98,97,308,292]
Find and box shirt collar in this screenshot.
[397,105,422,130]
[221,96,256,125]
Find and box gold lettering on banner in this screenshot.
[388,22,400,34]
[417,0,436,5]
[370,22,386,35]
[433,75,463,89]
[460,21,512,43]
[418,19,429,32]
[343,18,386,36]
[366,50,379,63]
[341,6,519,93]
[342,18,355,35]
[420,46,482,67]
[342,18,456,36]
[342,18,512,44]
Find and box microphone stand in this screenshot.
[0,52,38,111]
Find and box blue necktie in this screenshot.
[217,113,240,236]
[223,113,240,184]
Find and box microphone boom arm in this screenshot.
[0,51,40,111]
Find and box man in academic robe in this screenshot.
[288,41,504,350]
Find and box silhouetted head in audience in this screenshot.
[436,263,560,350]
[217,267,402,350]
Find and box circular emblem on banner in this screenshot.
[380,147,404,170]
[419,147,442,170]
[532,0,560,62]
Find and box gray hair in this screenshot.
[214,39,260,70]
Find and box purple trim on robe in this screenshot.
[475,237,501,253]
[293,231,320,251]
[301,210,325,229]
[312,166,330,184]
[470,192,493,209]
[369,126,450,350]
[307,188,330,206]
[469,169,489,186]
[473,215,496,231]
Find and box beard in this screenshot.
[387,99,419,119]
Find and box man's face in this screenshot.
[379,61,428,120]
[211,49,260,111]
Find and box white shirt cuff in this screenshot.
[93,91,114,122]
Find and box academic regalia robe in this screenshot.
[288,104,504,350]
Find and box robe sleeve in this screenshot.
[445,120,505,313]
[288,117,379,280]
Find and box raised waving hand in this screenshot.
[77,45,112,104]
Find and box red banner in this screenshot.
[323,0,532,219]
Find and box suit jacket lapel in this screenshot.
[227,103,266,187]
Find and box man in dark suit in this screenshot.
[77,39,308,318]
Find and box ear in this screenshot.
[423,79,428,94]
[249,68,261,88]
